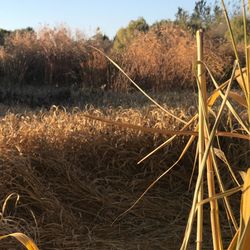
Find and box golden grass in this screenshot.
[0,106,188,249]
[0,23,243,94]
[0,104,247,249]
[118,24,237,92]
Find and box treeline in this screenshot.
[0,0,247,98]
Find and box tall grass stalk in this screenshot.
[243,0,250,125]
[196,30,223,250]
[221,0,248,98]
[196,30,204,250]
[222,0,250,126]
[180,59,237,249]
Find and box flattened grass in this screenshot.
[0,104,248,249]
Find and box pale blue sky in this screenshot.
[0,0,228,38]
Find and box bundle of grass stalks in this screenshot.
[85,1,250,248]
[178,1,250,249]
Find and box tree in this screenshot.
[212,4,223,24]
[175,7,190,29]
[113,17,149,50]
[189,0,212,31]
[207,3,227,39]
[174,1,222,34]
[0,28,11,45]
[172,0,243,39]
[90,27,111,51]
[225,15,250,43]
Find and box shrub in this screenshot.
[0,31,38,85]
[0,26,111,92]
[114,24,235,92]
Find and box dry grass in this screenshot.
[0,105,248,249]
[117,24,236,92]
[0,24,243,95]
[0,106,188,249]
[0,26,109,89]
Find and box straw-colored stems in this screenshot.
[199,74,238,233]
[206,150,223,250]
[180,60,237,250]
[196,29,204,250]
[246,47,250,125]
[210,147,239,231]
[228,168,250,249]
[242,0,250,124]
[197,30,222,250]
[221,0,248,98]
[201,61,249,134]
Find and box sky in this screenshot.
[0,0,226,39]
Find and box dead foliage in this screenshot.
[116,24,235,92]
[0,106,247,249]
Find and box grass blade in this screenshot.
[221,0,248,97]
[137,115,198,164]
[89,46,187,125]
[113,135,196,224]
[0,233,39,250]
[196,185,242,207]
[200,61,249,134]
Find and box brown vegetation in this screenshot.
[119,25,236,92]
[0,107,188,249]
[0,26,109,89]
[0,2,249,248]
[0,105,248,249]
[0,24,241,99]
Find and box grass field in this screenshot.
[0,95,248,249]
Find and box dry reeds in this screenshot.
[0,23,242,97]
[117,24,235,92]
[179,1,250,249]
[0,26,109,91]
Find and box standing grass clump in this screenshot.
[117,24,235,92]
[0,21,243,98]
[90,1,249,250]
[0,26,110,91]
[0,31,38,85]
[180,0,250,249]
